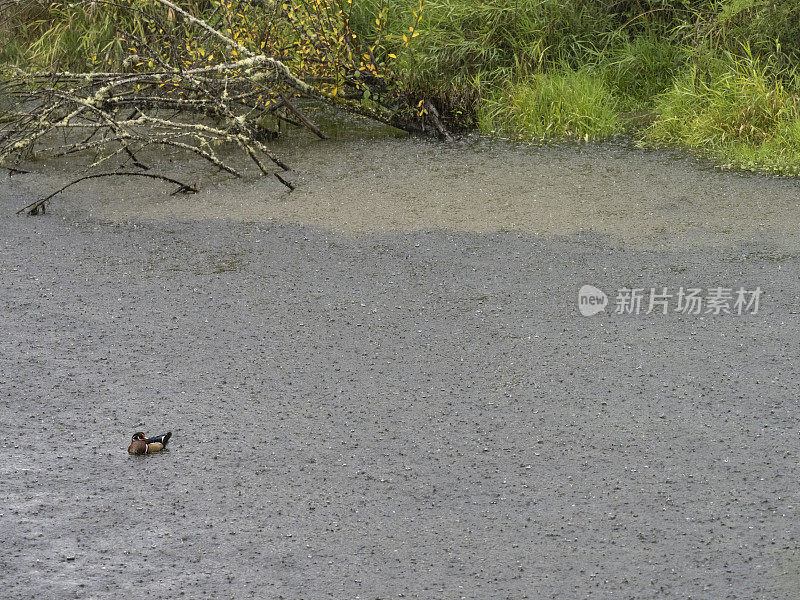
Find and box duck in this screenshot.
[128,431,172,455]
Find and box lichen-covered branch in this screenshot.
[0,0,448,215]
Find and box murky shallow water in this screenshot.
[4,111,800,599]
[3,110,800,250]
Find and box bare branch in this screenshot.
[17,172,198,216]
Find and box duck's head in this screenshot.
[131,432,146,441]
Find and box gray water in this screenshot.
[2,120,800,599]
[4,112,800,251]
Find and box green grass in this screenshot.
[379,0,618,124]
[599,33,690,112]
[646,48,800,174]
[1,2,129,70]
[477,67,619,140]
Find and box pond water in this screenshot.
[3,108,800,252]
[3,109,800,600]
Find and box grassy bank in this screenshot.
[647,48,800,175]
[3,0,800,174]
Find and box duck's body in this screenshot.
[128,431,172,455]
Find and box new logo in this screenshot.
[578,285,608,316]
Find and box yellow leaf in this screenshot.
[412,32,419,37]
[388,53,397,59]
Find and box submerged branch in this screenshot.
[17,172,199,216]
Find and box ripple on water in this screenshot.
[3,118,800,251]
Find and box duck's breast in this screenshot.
[128,440,146,455]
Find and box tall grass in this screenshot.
[599,33,689,112]
[647,47,800,174]
[1,1,131,69]
[477,68,619,140]
[385,0,616,117]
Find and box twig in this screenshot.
[425,101,454,143]
[279,94,328,139]
[17,172,198,216]
[4,166,30,176]
[273,172,295,191]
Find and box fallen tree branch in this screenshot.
[279,94,328,140]
[17,172,198,216]
[4,166,30,176]
[1,0,453,214]
[425,101,455,143]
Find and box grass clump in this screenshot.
[0,1,128,70]
[714,0,800,65]
[477,68,619,140]
[378,0,618,126]
[599,33,690,112]
[646,48,800,174]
